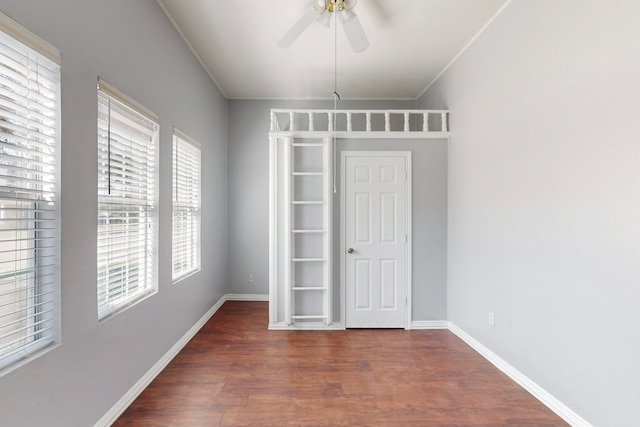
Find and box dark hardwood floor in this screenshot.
[114,301,567,426]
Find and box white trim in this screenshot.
[405,152,412,329]
[282,137,292,324]
[0,11,60,64]
[448,322,593,427]
[323,136,333,325]
[173,127,201,149]
[268,137,278,324]
[156,0,227,98]
[269,131,449,140]
[417,0,513,99]
[341,151,412,329]
[229,96,417,101]
[269,109,450,139]
[94,295,227,427]
[410,320,449,330]
[269,322,345,331]
[97,77,159,123]
[225,294,269,301]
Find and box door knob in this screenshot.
[347,248,354,254]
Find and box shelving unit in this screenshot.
[283,137,332,326]
[268,108,450,330]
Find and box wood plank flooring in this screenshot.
[114,301,567,426]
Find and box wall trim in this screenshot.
[94,295,227,427]
[225,293,269,301]
[269,322,345,331]
[448,322,593,427]
[416,0,513,99]
[410,320,449,330]
[156,0,227,97]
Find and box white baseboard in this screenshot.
[225,293,269,301]
[410,320,449,329]
[269,322,345,330]
[448,323,592,427]
[96,295,591,427]
[94,295,227,427]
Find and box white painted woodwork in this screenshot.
[270,109,450,138]
[268,135,278,324]
[283,137,292,323]
[270,109,432,330]
[278,136,332,326]
[343,153,409,328]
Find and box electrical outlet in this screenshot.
[248,273,254,283]
[488,311,495,326]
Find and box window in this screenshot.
[172,129,201,282]
[97,78,158,319]
[0,13,60,370]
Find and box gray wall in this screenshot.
[0,1,228,426]
[227,100,448,321]
[419,1,640,425]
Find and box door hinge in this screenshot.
[405,297,408,307]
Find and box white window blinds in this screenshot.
[0,20,60,370]
[172,129,201,281]
[97,79,158,319]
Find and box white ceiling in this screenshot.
[158,0,510,100]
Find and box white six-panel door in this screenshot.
[343,152,410,328]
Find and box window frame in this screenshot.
[0,11,61,372]
[171,128,201,283]
[96,77,159,320]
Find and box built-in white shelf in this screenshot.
[291,200,324,205]
[291,315,328,320]
[270,108,450,138]
[278,136,333,327]
[270,109,451,330]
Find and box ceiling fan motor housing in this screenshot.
[278,0,367,52]
[325,0,358,13]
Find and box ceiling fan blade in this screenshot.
[278,7,324,48]
[338,10,369,53]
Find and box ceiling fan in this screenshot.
[278,0,369,53]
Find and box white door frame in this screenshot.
[340,151,412,329]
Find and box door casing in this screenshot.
[340,151,412,329]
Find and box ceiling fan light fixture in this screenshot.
[278,0,368,52]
